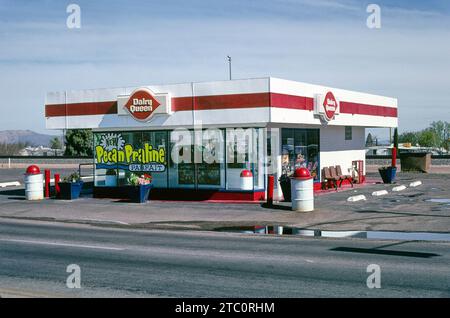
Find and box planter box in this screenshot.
[126,184,153,203]
[378,167,397,184]
[400,152,431,173]
[58,181,84,200]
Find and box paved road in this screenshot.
[0,220,449,297]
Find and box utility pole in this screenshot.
[227,55,232,80]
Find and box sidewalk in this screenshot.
[0,172,449,233]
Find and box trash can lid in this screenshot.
[25,165,41,175]
[240,169,253,177]
[293,167,312,180]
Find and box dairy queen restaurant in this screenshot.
[44,77,398,201]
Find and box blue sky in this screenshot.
[0,0,449,138]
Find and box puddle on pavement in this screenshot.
[426,198,450,204]
[216,225,450,242]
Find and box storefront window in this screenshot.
[94,128,266,191]
[169,130,195,188]
[225,128,264,190]
[118,132,143,186]
[253,128,265,190]
[141,131,168,188]
[93,131,168,188]
[94,133,118,187]
[197,129,225,189]
[282,128,320,181]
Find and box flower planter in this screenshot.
[378,167,397,184]
[57,181,84,200]
[127,183,153,203]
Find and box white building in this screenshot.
[19,145,63,157]
[45,77,397,200]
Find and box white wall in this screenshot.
[320,126,366,177]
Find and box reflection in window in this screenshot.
[169,130,195,188]
[281,128,320,181]
[225,128,264,190]
[197,129,224,189]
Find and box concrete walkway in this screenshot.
[0,172,448,233]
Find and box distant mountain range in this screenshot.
[0,130,61,147]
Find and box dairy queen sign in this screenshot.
[117,87,172,121]
[315,91,339,122]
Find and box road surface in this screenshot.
[0,219,448,297]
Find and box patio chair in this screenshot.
[336,165,354,188]
[322,167,338,190]
[329,166,345,188]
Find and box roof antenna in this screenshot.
[227,55,232,80]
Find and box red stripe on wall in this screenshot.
[45,93,397,118]
[193,93,270,110]
[45,101,117,117]
[171,96,193,111]
[270,93,314,111]
[45,104,65,117]
[340,101,397,117]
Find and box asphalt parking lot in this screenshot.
[0,167,448,233]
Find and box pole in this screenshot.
[391,147,397,168]
[267,175,274,206]
[227,55,232,80]
[55,174,60,197]
[44,169,51,198]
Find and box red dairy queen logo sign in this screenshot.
[323,91,338,121]
[124,88,161,121]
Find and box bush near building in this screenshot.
[64,129,93,156]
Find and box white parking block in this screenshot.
[372,190,388,196]
[0,181,21,188]
[392,185,407,192]
[409,181,422,187]
[347,195,367,202]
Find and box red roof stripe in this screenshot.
[45,93,397,118]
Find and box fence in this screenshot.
[1,155,449,168]
[0,156,92,168]
[366,155,450,166]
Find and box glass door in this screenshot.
[169,130,195,188]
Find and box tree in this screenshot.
[430,121,449,151]
[50,137,62,150]
[64,129,93,156]
[398,131,419,146]
[418,129,439,148]
[365,133,374,147]
[0,142,28,155]
[393,128,399,149]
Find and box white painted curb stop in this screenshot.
[372,190,388,196]
[0,181,21,188]
[409,181,422,187]
[347,195,367,202]
[392,185,407,192]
